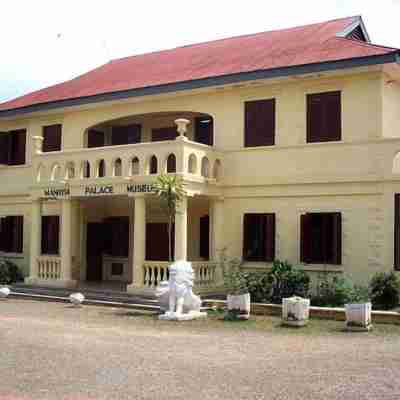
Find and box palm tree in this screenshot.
[154,174,185,261]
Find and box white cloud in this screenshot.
[1,0,399,102]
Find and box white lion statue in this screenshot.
[156,260,206,321]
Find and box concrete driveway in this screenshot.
[1,299,400,400]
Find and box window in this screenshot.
[300,212,342,265]
[307,91,341,143]
[195,117,213,146]
[0,216,23,253]
[152,127,178,142]
[104,217,129,257]
[0,129,26,165]
[87,129,105,148]
[243,213,275,262]
[43,124,62,152]
[111,124,141,145]
[244,99,275,147]
[41,216,60,255]
[394,194,400,270]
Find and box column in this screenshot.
[211,197,224,260]
[129,195,146,289]
[60,199,74,284]
[211,197,225,285]
[27,199,42,283]
[174,196,188,261]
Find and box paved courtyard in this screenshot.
[1,299,400,400]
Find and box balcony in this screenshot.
[32,136,223,191]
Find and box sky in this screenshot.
[1,0,400,103]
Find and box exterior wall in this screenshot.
[1,67,400,286]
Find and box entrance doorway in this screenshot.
[86,223,105,281]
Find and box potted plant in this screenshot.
[223,259,250,320]
[345,285,372,332]
[282,296,310,327]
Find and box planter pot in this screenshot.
[227,293,250,320]
[282,296,310,327]
[345,302,372,332]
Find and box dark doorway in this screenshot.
[146,223,174,261]
[200,215,210,259]
[86,223,106,281]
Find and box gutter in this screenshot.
[0,51,399,119]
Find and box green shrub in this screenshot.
[268,260,310,304]
[223,258,249,295]
[312,274,370,307]
[369,272,400,310]
[244,271,272,303]
[0,260,24,284]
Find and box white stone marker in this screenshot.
[158,260,207,321]
[0,287,11,299]
[345,302,372,332]
[282,296,310,327]
[69,292,85,307]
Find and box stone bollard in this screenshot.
[345,302,372,332]
[69,292,85,307]
[0,287,11,299]
[282,296,310,327]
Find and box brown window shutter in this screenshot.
[87,130,105,148]
[195,117,213,146]
[1,217,12,252]
[395,194,400,270]
[331,212,342,265]
[244,99,275,147]
[307,91,341,143]
[300,214,311,263]
[13,216,24,253]
[152,127,178,142]
[9,130,26,165]
[42,216,60,255]
[43,124,62,152]
[242,214,252,260]
[0,133,10,164]
[265,213,276,262]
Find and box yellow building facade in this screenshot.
[0,17,400,293]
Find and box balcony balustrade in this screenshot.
[32,137,223,185]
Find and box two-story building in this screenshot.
[0,16,400,294]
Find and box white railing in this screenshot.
[37,256,62,280]
[141,260,219,289]
[33,138,223,185]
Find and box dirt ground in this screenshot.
[1,299,400,400]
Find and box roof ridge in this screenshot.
[110,16,358,64]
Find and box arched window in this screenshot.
[114,158,122,177]
[166,154,176,173]
[65,162,75,180]
[188,154,197,174]
[213,159,222,181]
[131,157,140,175]
[98,159,106,177]
[150,156,158,174]
[201,157,210,178]
[82,161,91,178]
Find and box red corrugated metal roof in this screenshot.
[0,16,397,112]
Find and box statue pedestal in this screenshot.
[159,311,207,321]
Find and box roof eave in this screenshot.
[0,51,399,119]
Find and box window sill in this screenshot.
[0,252,24,259]
[0,164,31,170]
